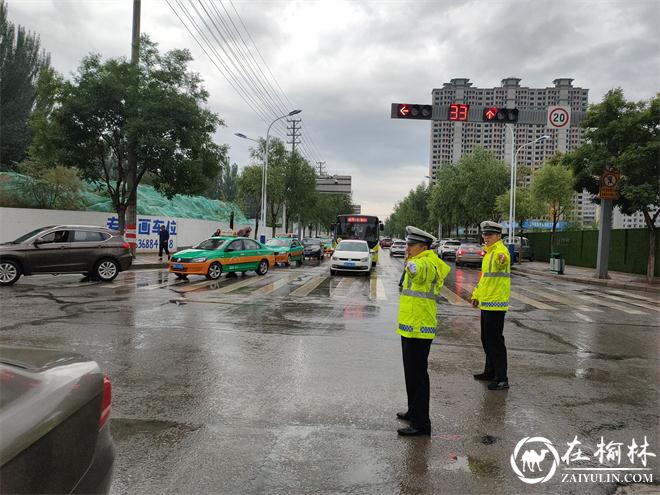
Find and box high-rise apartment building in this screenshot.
[429,77,597,225]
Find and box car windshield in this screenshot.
[266,239,290,247]
[11,226,56,244]
[303,239,321,246]
[446,241,461,246]
[460,243,481,248]
[195,238,226,250]
[393,242,405,247]
[337,241,368,252]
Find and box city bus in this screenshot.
[333,214,383,266]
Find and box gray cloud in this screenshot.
[7,0,659,220]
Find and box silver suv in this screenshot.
[0,225,132,286]
[438,239,461,260]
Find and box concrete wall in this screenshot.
[0,207,254,252]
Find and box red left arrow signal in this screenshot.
[399,104,410,117]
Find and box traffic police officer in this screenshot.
[396,226,451,436]
[470,221,511,390]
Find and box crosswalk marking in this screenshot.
[606,289,658,303]
[331,277,355,297]
[440,286,469,306]
[526,286,602,312]
[139,278,189,291]
[575,293,647,315]
[253,273,300,295]
[574,312,594,323]
[376,278,388,301]
[585,291,660,312]
[170,278,225,293]
[212,274,279,294]
[290,275,326,297]
[510,291,558,311]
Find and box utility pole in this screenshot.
[125,0,141,255]
[316,161,326,176]
[285,118,301,233]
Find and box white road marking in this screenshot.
[510,291,558,311]
[584,291,660,312]
[576,293,647,315]
[574,312,594,323]
[440,286,469,306]
[290,275,327,297]
[527,286,602,312]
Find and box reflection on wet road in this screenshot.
[1,250,658,494]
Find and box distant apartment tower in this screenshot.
[429,77,596,225]
[316,174,352,195]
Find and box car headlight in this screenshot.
[191,257,207,263]
[361,257,369,262]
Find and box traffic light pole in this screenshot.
[125,0,140,256]
[595,199,613,279]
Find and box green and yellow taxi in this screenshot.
[169,236,275,280]
[265,237,304,266]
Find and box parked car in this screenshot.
[0,345,114,494]
[514,236,534,261]
[330,240,372,275]
[455,242,486,267]
[438,239,462,260]
[303,238,324,260]
[265,237,304,266]
[321,238,334,256]
[169,236,274,279]
[0,225,132,286]
[389,240,406,257]
[380,237,393,248]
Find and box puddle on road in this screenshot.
[443,454,501,477]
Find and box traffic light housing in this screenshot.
[483,107,519,123]
[391,103,432,120]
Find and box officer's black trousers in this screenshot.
[401,336,432,430]
[480,310,508,382]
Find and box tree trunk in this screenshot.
[117,204,127,235]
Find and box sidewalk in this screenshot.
[130,253,170,270]
[513,260,660,293]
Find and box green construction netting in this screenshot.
[0,172,249,223]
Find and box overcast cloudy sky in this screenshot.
[9,0,659,219]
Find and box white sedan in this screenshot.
[330,240,372,275]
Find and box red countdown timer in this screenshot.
[449,103,469,121]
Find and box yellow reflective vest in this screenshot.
[471,240,511,311]
[397,250,451,340]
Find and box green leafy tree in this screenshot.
[15,160,83,209]
[495,187,543,236]
[427,147,509,236]
[385,183,434,238]
[31,36,225,233]
[566,89,659,282]
[531,155,575,248]
[0,1,50,168]
[284,151,318,233]
[237,164,263,238]
[313,193,353,237]
[248,138,288,237]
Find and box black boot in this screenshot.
[397,425,431,436]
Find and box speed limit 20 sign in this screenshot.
[547,106,571,128]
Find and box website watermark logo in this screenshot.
[511,435,656,484]
[510,436,560,484]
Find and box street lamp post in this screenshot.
[235,107,301,241]
[505,125,549,260]
[263,110,301,240]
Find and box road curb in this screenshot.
[513,265,660,293]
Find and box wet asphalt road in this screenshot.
[1,252,658,494]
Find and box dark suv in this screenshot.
[0,226,132,286]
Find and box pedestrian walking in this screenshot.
[396,226,451,436]
[158,225,170,261]
[470,221,511,391]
